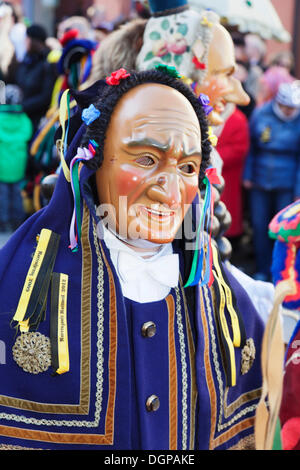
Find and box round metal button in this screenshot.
[146,395,160,412]
[141,321,156,338]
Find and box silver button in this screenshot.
[146,395,160,412]
[141,321,156,338]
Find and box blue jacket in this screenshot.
[244,101,300,197]
[0,90,264,450]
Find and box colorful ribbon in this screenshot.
[69,143,97,251]
[185,167,220,288]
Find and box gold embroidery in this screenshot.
[228,434,256,450]
[0,444,44,450]
[224,388,261,419]
[166,294,178,451]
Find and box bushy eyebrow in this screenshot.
[124,137,202,158]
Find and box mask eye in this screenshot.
[135,155,156,167]
[179,163,196,175]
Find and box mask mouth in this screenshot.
[141,206,176,222]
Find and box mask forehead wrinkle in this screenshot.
[122,112,201,156]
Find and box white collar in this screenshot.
[97,222,180,303]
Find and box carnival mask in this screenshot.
[95,83,202,244]
[137,12,249,126]
[194,24,250,122]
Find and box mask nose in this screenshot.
[224,77,250,106]
[147,172,182,209]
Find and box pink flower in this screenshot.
[106,68,131,85]
[168,35,187,55]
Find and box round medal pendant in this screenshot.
[12,332,51,374]
[241,338,256,375]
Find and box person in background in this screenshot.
[244,81,300,281]
[216,102,250,262]
[257,65,295,107]
[268,50,295,76]
[0,85,32,232]
[231,33,256,118]
[14,24,57,134]
[244,33,266,101]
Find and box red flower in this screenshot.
[205,167,221,185]
[192,56,206,70]
[106,68,131,85]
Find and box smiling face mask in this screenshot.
[95,82,202,244]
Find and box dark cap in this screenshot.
[27,24,47,43]
[148,0,188,15]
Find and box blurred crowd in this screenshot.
[0,0,300,282]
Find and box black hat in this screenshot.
[27,24,47,43]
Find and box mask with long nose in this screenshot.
[136,10,249,126]
[95,83,202,244]
[194,23,250,121]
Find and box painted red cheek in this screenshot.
[116,167,146,196]
[184,179,199,204]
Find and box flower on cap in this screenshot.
[155,64,181,79]
[181,76,193,87]
[198,93,213,116]
[81,104,101,126]
[208,127,218,147]
[106,68,131,85]
[60,28,79,47]
[201,16,213,28]
[192,56,206,70]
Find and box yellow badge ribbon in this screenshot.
[13,229,53,332]
[213,268,237,386]
[212,245,242,347]
[56,274,69,374]
[50,273,70,375]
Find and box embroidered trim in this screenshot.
[175,286,188,450]
[166,295,178,450]
[224,388,261,419]
[180,279,197,450]
[0,443,44,450]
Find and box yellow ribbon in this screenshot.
[56,274,69,375]
[212,245,242,347]
[13,229,52,332]
[213,268,236,386]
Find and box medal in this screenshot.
[12,332,51,374]
[241,338,256,375]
